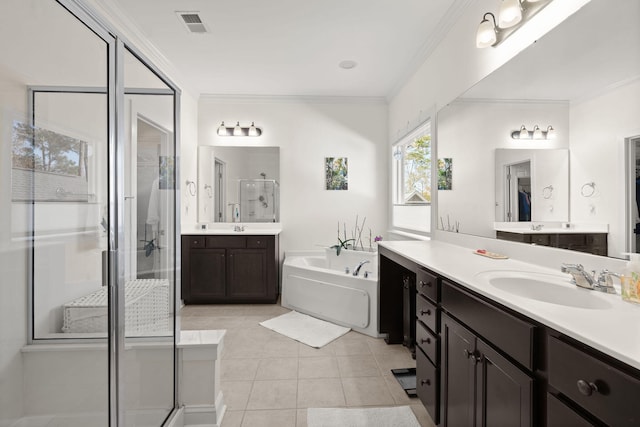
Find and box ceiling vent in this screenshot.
[176,12,208,34]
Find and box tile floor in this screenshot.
[180,303,436,427]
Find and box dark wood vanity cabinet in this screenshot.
[379,246,640,426]
[440,283,533,427]
[181,234,279,304]
[496,231,608,256]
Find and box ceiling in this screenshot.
[109,0,463,98]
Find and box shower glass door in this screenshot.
[1,1,178,426]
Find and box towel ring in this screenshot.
[185,180,196,197]
[542,185,554,199]
[581,182,596,198]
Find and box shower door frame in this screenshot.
[26,1,183,425]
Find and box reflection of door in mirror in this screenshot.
[214,159,225,222]
[627,136,640,254]
[506,161,531,222]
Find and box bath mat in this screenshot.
[307,406,421,427]
[391,367,417,397]
[259,310,350,348]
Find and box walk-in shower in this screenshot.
[0,1,180,426]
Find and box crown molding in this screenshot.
[199,94,388,105]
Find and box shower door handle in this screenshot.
[102,250,108,287]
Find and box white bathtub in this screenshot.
[281,250,380,337]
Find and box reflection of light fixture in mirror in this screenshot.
[511,124,555,140]
[393,146,403,160]
[216,121,263,137]
[476,13,498,48]
[476,0,553,48]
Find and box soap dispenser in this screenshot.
[622,253,640,304]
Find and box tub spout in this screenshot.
[353,260,371,276]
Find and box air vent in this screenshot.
[176,12,208,34]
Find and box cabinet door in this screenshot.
[188,249,226,302]
[442,314,476,427]
[476,339,533,427]
[227,248,268,299]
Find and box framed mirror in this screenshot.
[198,146,280,223]
[436,0,640,259]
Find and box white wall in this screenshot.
[193,97,388,254]
[570,79,640,258]
[437,100,569,237]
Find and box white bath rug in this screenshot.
[307,406,421,427]
[259,310,350,348]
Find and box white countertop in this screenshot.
[379,240,640,371]
[493,221,608,234]
[182,224,282,235]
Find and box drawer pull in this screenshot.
[419,280,432,288]
[420,337,431,345]
[577,379,599,396]
[420,309,431,316]
[464,349,481,364]
[420,379,431,386]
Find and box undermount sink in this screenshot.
[474,270,613,310]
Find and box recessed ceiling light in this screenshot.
[339,60,358,70]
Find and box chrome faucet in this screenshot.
[353,260,371,276]
[560,263,618,294]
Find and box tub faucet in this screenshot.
[353,260,371,276]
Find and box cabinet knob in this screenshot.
[420,309,431,316]
[420,337,431,345]
[419,280,431,288]
[577,379,599,396]
[464,349,480,364]
[420,379,431,386]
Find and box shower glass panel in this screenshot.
[1,0,111,425]
[239,179,280,222]
[122,49,176,426]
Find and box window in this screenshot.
[392,121,432,233]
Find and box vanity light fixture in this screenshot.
[216,121,263,137]
[476,0,553,48]
[511,124,555,140]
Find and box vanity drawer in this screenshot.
[247,236,269,248]
[416,346,439,424]
[416,268,438,302]
[546,393,593,427]
[416,293,438,333]
[186,236,206,248]
[416,320,438,365]
[548,336,640,426]
[206,236,246,248]
[441,280,535,371]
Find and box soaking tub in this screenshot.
[281,249,380,337]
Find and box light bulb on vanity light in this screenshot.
[248,122,259,137]
[532,125,543,139]
[498,0,523,28]
[546,125,556,139]
[476,13,497,48]
[519,125,529,139]
[217,121,227,136]
[233,121,242,136]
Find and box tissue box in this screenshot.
[621,275,640,304]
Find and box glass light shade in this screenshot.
[233,121,242,136]
[476,16,497,48]
[393,147,402,160]
[248,122,259,137]
[546,126,556,139]
[498,0,523,28]
[217,121,227,136]
[532,125,543,139]
[519,125,529,139]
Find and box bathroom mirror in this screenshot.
[436,0,640,259]
[198,146,280,223]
